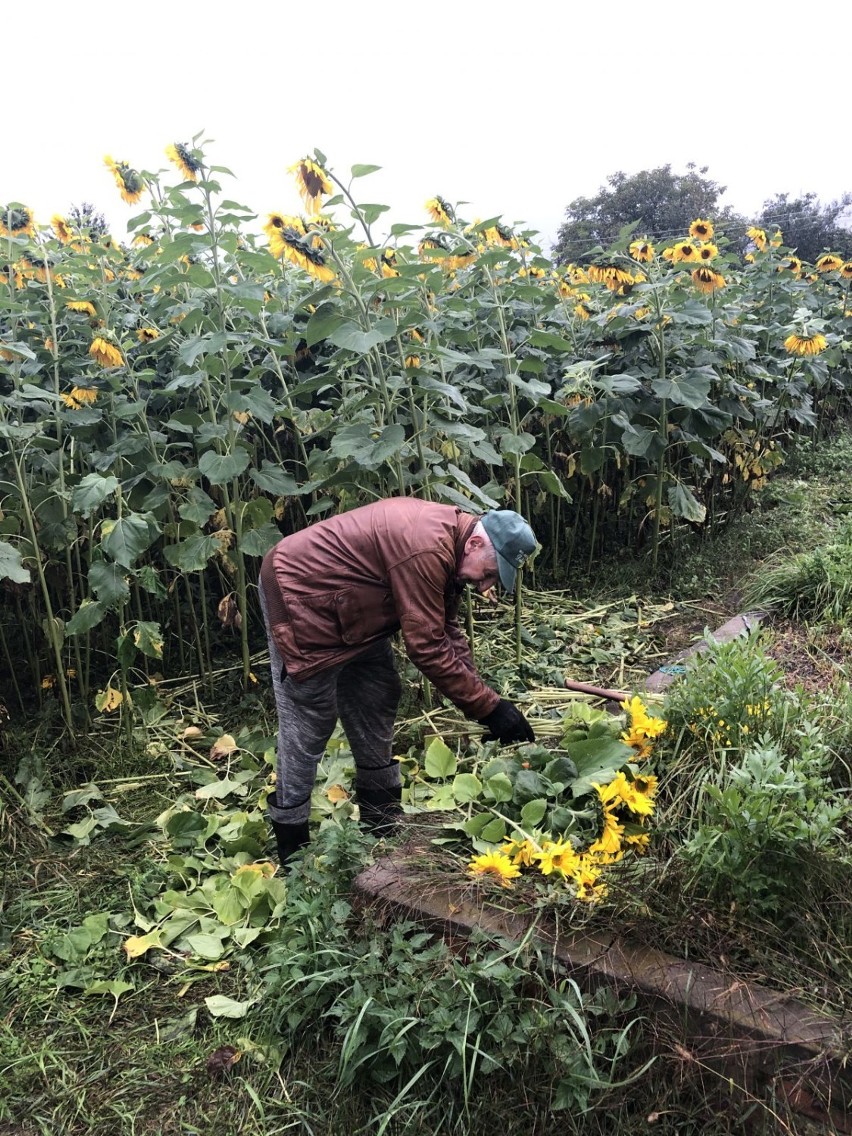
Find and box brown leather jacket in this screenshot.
[259,498,501,719]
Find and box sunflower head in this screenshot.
[689,218,714,241]
[670,241,697,264]
[697,243,718,261]
[0,205,35,238]
[840,261,852,280]
[104,156,145,205]
[784,331,828,357]
[89,335,124,369]
[425,196,455,226]
[165,141,203,182]
[468,850,521,888]
[629,239,654,263]
[289,158,332,215]
[746,227,767,252]
[816,253,843,273]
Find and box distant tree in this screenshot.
[67,202,108,243]
[552,164,746,264]
[756,192,852,263]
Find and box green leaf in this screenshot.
[513,769,548,805]
[65,599,107,636]
[178,487,217,526]
[424,737,457,778]
[250,463,300,495]
[133,620,163,660]
[71,474,119,518]
[185,933,225,961]
[327,322,392,353]
[479,817,507,843]
[89,561,130,606]
[163,533,220,572]
[351,164,382,178]
[668,483,706,523]
[209,887,246,927]
[0,540,29,584]
[84,979,134,1000]
[536,470,571,500]
[520,798,548,828]
[330,423,405,468]
[485,773,514,803]
[240,523,281,557]
[101,515,155,569]
[195,777,249,800]
[651,367,713,409]
[198,448,251,485]
[204,994,256,1018]
[529,329,575,353]
[451,773,482,803]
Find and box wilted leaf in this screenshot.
[95,685,123,713]
[205,994,257,1019]
[209,733,238,760]
[124,930,164,958]
[326,784,349,803]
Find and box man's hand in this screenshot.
[479,699,535,744]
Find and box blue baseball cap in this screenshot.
[480,510,537,593]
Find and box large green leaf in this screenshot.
[424,737,457,779]
[250,463,300,495]
[198,448,251,485]
[330,423,405,468]
[89,561,130,606]
[0,541,29,584]
[101,515,155,569]
[651,367,714,409]
[65,599,107,636]
[72,474,119,518]
[668,483,707,523]
[163,534,220,572]
[327,322,391,353]
[240,523,281,557]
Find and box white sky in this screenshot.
[7,0,850,253]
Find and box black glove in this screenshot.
[479,699,535,744]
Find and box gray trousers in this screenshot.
[259,581,403,825]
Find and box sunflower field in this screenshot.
[2,136,852,732]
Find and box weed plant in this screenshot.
[743,537,852,622]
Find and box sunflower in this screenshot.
[61,386,99,409]
[697,243,718,261]
[425,196,454,226]
[263,213,335,282]
[534,838,580,877]
[133,233,155,247]
[66,300,98,318]
[137,327,160,343]
[484,222,517,249]
[840,262,852,280]
[89,336,124,368]
[670,241,697,264]
[628,774,658,816]
[289,158,332,215]
[565,263,589,285]
[770,230,783,248]
[381,249,399,278]
[165,141,203,182]
[746,227,767,251]
[404,355,420,368]
[0,205,35,238]
[624,830,651,853]
[629,239,654,262]
[692,266,726,293]
[467,850,521,887]
[588,804,624,857]
[501,838,538,867]
[587,264,635,288]
[51,215,73,244]
[574,300,592,320]
[104,156,144,205]
[778,256,802,276]
[784,332,828,356]
[689,218,714,241]
[816,253,843,272]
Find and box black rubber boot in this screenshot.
[271,819,310,866]
[357,785,403,837]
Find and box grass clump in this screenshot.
[743,538,852,622]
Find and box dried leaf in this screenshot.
[95,685,123,713]
[206,1044,242,1078]
[209,733,238,760]
[123,929,164,958]
[217,593,239,627]
[326,784,350,803]
[181,726,204,740]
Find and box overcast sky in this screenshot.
[7,0,849,253]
